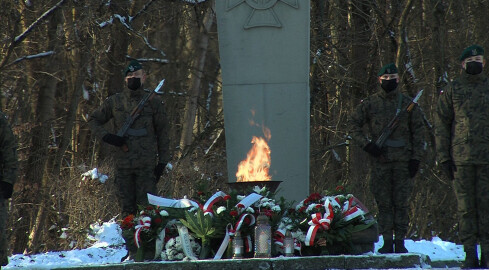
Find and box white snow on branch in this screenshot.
[14,0,66,44]
[11,51,55,65]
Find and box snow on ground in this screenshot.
[4,219,466,269]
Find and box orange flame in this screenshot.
[236,126,272,182]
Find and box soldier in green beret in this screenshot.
[0,111,18,266]
[88,60,171,218]
[435,44,489,268]
[348,63,425,254]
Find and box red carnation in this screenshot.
[154,217,162,224]
[146,206,154,210]
[230,210,238,217]
[336,185,345,192]
[121,214,135,229]
[237,203,245,209]
[197,191,204,196]
[309,193,321,201]
[299,206,306,212]
[315,204,322,209]
[223,195,231,201]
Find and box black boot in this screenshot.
[378,234,393,254]
[462,245,479,269]
[394,239,408,253]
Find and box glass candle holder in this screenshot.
[254,214,271,258]
[284,230,294,257]
[232,231,244,259]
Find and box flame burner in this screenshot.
[227,180,282,193]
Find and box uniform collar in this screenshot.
[461,71,486,83]
[123,87,146,98]
[378,87,400,99]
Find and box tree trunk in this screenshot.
[178,5,214,155]
[24,4,63,253]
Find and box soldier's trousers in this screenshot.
[115,167,157,216]
[370,161,413,239]
[0,197,8,266]
[453,164,489,246]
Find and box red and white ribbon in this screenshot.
[342,196,365,222]
[134,216,151,248]
[304,212,332,246]
[244,235,252,252]
[202,191,227,216]
[235,213,256,231]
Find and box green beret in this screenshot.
[124,60,142,76]
[377,63,398,76]
[460,45,484,61]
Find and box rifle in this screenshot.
[117,79,165,152]
[374,89,423,148]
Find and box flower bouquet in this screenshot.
[181,185,286,259]
[120,205,185,261]
[280,188,377,256]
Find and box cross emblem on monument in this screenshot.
[226,0,299,29]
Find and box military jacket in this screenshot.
[0,111,18,185]
[88,88,170,168]
[435,72,489,164]
[348,88,425,162]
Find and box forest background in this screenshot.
[0,0,484,255]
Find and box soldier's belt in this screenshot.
[126,128,148,136]
[384,139,406,148]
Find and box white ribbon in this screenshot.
[213,223,233,259]
[154,227,166,259]
[236,193,263,213]
[177,223,198,260]
[147,193,199,208]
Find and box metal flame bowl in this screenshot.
[226,181,282,193]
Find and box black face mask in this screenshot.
[381,79,398,93]
[127,77,141,90]
[465,61,483,75]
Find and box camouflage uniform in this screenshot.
[348,87,425,242]
[88,87,170,216]
[435,72,489,262]
[0,111,18,266]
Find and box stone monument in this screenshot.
[215,0,310,204]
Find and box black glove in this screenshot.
[154,163,166,183]
[441,160,456,180]
[0,181,13,199]
[363,142,382,157]
[408,159,420,178]
[102,133,125,147]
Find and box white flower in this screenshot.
[160,210,169,216]
[272,205,281,212]
[237,195,245,200]
[188,206,199,212]
[253,186,266,194]
[246,207,255,213]
[216,206,227,214]
[175,253,185,260]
